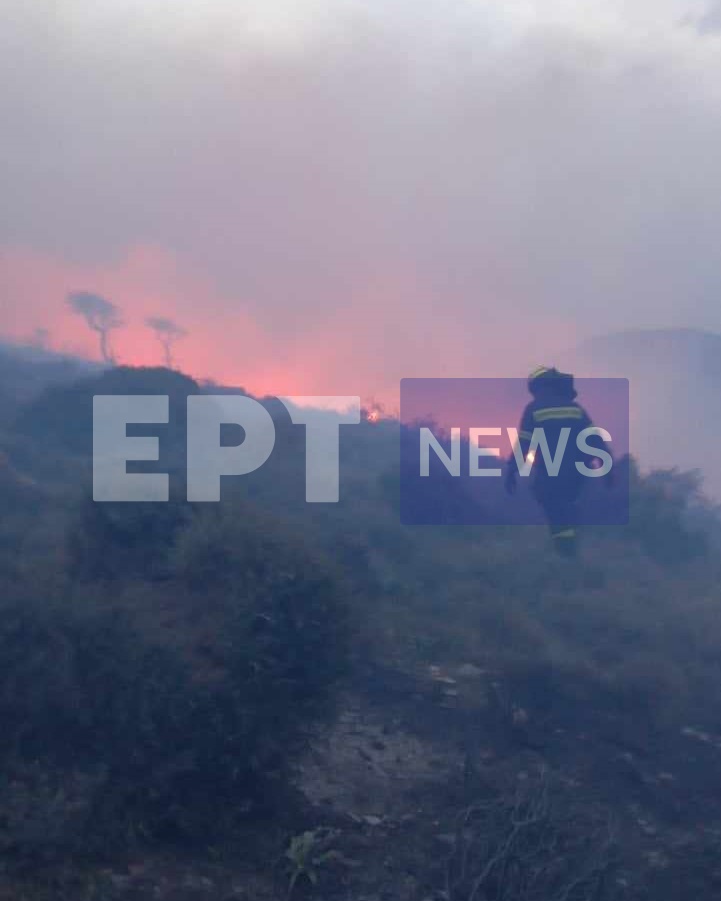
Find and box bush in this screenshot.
[0,499,348,857]
[14,366,200,459]
[629,466,711,564]
[169,503,348,730]
[446,771,616,901]
[67,496,193,582]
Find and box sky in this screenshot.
[2,0,721,404]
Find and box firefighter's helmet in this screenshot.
[527,365,555,393]
[527,365,576,399]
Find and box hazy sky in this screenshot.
[2,0,721,402]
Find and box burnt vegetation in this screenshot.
[0,350,719,898]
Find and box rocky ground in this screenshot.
[4,660,721,900]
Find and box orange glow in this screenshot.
[0,243,577,411]
[0,244,327,398]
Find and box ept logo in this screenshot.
[92,395,360,503]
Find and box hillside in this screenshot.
[561,328,721,498]
[0,357,719,900]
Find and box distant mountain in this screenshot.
[561,328,721,499]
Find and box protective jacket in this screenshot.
[508,369,605,556]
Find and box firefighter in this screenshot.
[504,366,611,558]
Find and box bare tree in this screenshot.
[146,316,187,369]
[67,292,123,364]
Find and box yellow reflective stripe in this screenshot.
[529,366,550,380]
[519,430,533,440]
[533,406,583,422]
[552,529,576,539]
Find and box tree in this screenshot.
[66,292,123,364]
[146,316,187,369]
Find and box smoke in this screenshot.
[2,1,721,399]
